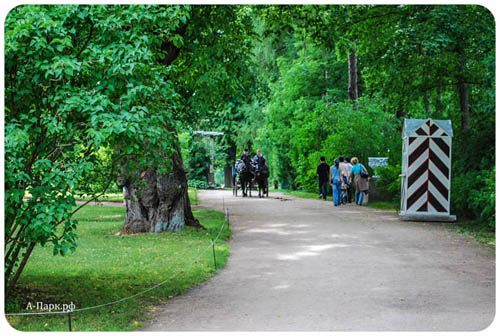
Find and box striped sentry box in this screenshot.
[400,119,456,221]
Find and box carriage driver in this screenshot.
[241,148,252,165]
[253,149,266,170]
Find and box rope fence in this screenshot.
[5,202,231,332]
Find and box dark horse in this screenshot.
[254,164,269,197]
[236,160,254,197]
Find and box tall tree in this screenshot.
[4,5,190,293]
[121,5,256,232]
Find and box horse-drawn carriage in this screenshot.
[232,159,269,198]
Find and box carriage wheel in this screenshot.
[233,177,238,197]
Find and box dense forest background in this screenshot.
[4,5,495,292]
[182,5,495,228]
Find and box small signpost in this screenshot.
[368,157,388,177]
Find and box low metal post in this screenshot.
[211,239,217,270]
[67,310,72,331]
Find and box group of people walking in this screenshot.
[317,156,369,206]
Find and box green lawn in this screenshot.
[75,192,125,202]
[6,205,230,331]
[188,188,199,205]
[282,189,333,201]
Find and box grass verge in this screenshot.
[188,188,199,205]
[282,189,333,201]
[6,205,230,331]
[445,220,495,251]
[365,201,399,211]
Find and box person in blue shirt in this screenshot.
[329,159,342,206]
[350,157,369,205]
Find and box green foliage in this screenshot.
[4,4,190,291]
[180,131,229,185]
[4,3,495,299]
[188,179,210,190]
[184,135,210,182]
[452,168,495,230]
[263,59,399,192]
[214,168,225,186]
[252,4,494,228]
[375,164,402,203]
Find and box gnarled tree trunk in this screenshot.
[119,142,199,233]
[117,21,201,233]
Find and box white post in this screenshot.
[208,137,215,184]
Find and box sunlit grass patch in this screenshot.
[188,188,199,205]
[6,205,230,331]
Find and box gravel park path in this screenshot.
[142,190,495,332]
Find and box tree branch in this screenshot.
[161,25,187,66]
[6,241,36,297]
[75,19,94,59]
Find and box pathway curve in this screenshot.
[142,190,495,331]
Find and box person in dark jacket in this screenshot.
[253,149,266,169]
[241,148,252,165]
[317,156,330,200]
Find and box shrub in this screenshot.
[452,168,495,230]
[374,164,401,203]
[188,179,209,189]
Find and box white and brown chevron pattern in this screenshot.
[406,120,451,213]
